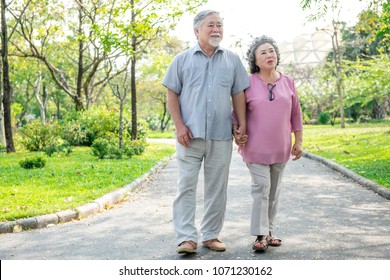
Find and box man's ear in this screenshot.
[194,28,199,38]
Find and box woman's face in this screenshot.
[255,43,278,71]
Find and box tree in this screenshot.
[138,35,184,132]
[8,0,207,141]
[302,0,347,127]
[343,55,390,120]
[1,0,32,152]
[9,0,133,111]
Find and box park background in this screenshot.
[0,0,389,224]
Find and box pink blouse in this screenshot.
[232,72,303,164]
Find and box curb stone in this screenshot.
[303,151,390,199]
[1,152,388,234]
[0,155,174,234]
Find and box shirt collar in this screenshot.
[194,42,224,56]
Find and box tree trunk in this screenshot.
[119,97,124,148]
[76,1,84,111]
[1,0,15,152]
[33,73,47,125]
[0,60,5,146]
[0,93,5,146]
[130,1,137,140]
[331,20,345,128]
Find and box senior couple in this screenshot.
[162,9,303,254]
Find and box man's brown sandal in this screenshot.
[176,240,197,254]
[202,239,226,251]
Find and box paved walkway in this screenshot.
[0,143,389,260]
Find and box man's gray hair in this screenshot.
[193,9,221,28]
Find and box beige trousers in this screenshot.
[247,162,286,236]
[173,138,233,245]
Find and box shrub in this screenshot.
[44,142,73,157]
[61,107,148,146]
[91,138,146,159]
[0,143,5,153]
[91,138,110,159]
[19,157,46,169]
[61,122,90,146]
[20,120,61,151]
[108,145,123,159]
[318,113,330,124]
[124,139,146,158]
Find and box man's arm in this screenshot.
[167,88,192,147]
[232,91,247,146]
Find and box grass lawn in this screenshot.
[303,122,389,189]
[1,121,388,222]
[0,142,175,222]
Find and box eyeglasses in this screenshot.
[267,83,276,101]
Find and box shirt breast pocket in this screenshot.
[183,67,203,88]
[216,68,232,88]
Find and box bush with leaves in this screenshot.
[91,138,124,159]
[91,138,146,159]
[20,120,62,151]
[44,142,73,157]
[19,156,46,169]
[61,107,148,147]
[318,113,330,124]
[60,122,90,146]
[91,138,111,159]
[124,139,146,158]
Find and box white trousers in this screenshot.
[173,138,232,245]
[247,162,286,236]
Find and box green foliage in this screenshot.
[62,108,121,146]
[91,138,146,159]
[19,156,46,169]
[124,139,146,158]
[44,142,73,157]
[91,138,110,159]
[60,122,90,146]
[318,112,330,124]
[0,143,5,153]
[61,107,148,146]
[20,120,62,151]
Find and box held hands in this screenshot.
[233,125,248,147]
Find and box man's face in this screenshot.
[195,13,223,48]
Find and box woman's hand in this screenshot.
[291,142,303,160]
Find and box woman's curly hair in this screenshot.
[246,35,281,74]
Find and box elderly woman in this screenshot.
[233,35,303,252]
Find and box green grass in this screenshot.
[147,130,175,139]
[303,122,390,189]
[1,122,389,222]
[0,142,175,222]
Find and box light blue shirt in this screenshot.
[162,43,250,140]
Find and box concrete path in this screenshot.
[0,144,389,260]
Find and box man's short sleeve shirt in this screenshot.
[162,43,250,140]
